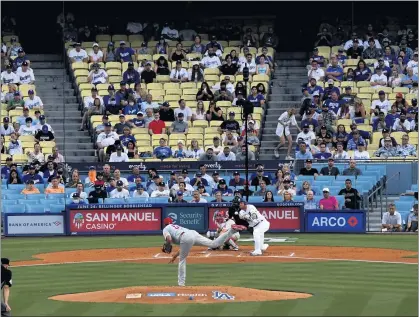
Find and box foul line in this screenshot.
[12,254,417,268]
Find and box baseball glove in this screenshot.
[162,242,173,254]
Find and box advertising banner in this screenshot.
[164,205,206,232]
[208,203,303,232]
[67,205,162,235]
[305,210,366,233]
[5,214,65,236]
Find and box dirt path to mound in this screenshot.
[14,246,417,267]
[49,286,312,304]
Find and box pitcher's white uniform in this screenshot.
[239,204,270,255]
[163,223,239,286]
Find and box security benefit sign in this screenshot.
[305,210,366,233]
[164,206,206,232]
[68,205,162,235]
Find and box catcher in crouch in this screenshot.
[162,217,246,286]
[211,210,241,251]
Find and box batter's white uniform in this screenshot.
[163,224,238,286]
[276,112,297,137]
[239,204,270,255]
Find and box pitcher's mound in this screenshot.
[49,286,312,304]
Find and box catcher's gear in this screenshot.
[162,242,173,254]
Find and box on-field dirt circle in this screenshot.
[15,246,416,305]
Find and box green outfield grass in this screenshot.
[2,234,418,316]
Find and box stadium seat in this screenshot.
[104,198,126,204]
[26,205,46,213]
[48,204,65,213]
[3,204,23,214]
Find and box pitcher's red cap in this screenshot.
[163,217,173,225]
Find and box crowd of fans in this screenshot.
[66,20,278,163]
[280,23,419,161]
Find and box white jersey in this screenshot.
[16,68,35,84]
[278,112,297,127]
[296,131,316,145]
[170,68,188,80]
[83,95,104,108]
[371,99,391,114]
[109,152,129,162]
[89,69,108,84]
[200,56,221,69]
[163,224,190,244]
[88,50,104,62]
[69,48,88,62]
[1,71,19,84]
[18,125,37,136]
[24,96,43,109]
[110,188,129,198]
[150,189,170,197]
[353,150,370,160]
[239,204,267,227]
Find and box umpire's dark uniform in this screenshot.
[1,258,12,317]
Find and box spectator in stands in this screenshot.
[227,171,244,187]
[362,38,383,59]
[1,157,14,178]
[374,58,392,77]
[96,123,119,162]
[262,191,275,202]
[50,146,64,163]
[206,101,223,121]
[316,125,334,146]
[198,147,217,161]
[299,159,319,177]
[189,35,205,54]
[168,60,188,83]
[18,117,36,136]
[123,96,140,115]
[109,145,129,162]
[405,204,418,232]
[121,62,140,85]
[140,94,160,112]
[190,172,209,187]
[379,129,397,147]
[151,181,171,198]
[26,142,44,163]
[109,180,129,198]
[7,91,24,111]
[116,41,136,63]
[319,158,340,176]
[174,99,193,121]
[68,43,88,63]
[143,108,154,126]
[260,27,278,48]
[13,48,30,71]
[304,191,318,209]
[295,141,313,160]
[247,86,265,108]
[88,43,103,63]
[0,117,14,136]
[187,139,204,159]
[212,179,233,196]
[191,100,206,121]
[4,84,17,104]
[88,63,108,86]
[156,102,174,123]
[153,138,172,159]
[216,146,236,161]
[196,82,214,101]
[401,67,418,88]
[79,98,105,131]
[114,114,133,134]
[147,112,166,135]
[84,87,104,109]
[24,90,43,110]
[21,179,40,194]
[314,27,332,47]
[155,56,170,75]
[170,43,187,62]
[307,60,325,82]
[339,179,361,209]
[131,183,149,198]
[211,191,227,203]
[342,159,362,176]
[381,203,402,232]
[222,131,237,147]
[325,56,344,82]
[371,90,391,117]
[375,137,401,158]
[71,183,88,202]
[346,39,363,59]
[188,63,204,83]
[393,113,412,132]
[275,108,299,159]
[16,107,32,126]
[102,42,116,62]
[201,46,221,69]
[398,134,417,157]
[319,187,338,210]
[256,55,270,77]
[161,22,179,41]
[189,190,207,203]
[119,127,136,147]
[1,64,18,84]
[45,177,64,194]
[372,112,388,132]
[385,105,400,129]
[354,60,371,82]
[353,141,370,160]
[104,86,122,115]
[209,137,222,155]
[309,47,325,67]
[214,81,233,102]
[347,130,365,151]
[172,140,187,159]
[8,169,22,185]
[297,181,316,196]
[277,179,296,196]
[336,102,351,120]
[8,133,22,157]
[220,55,239,76]
[370,67,387,89]
[87,182,107,203]
[236,144,256,161]
[239,53,256,75]
[141,62,157,84]
[217,111,239,134]
[66,170,82,188]
[254,180,268,196]
[313,143,332,160]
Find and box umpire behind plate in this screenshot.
[1,258,12,317]
[228,195,252,233]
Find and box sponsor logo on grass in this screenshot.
[212,291,235,300]
[177,293,207,297]
[146,292,176,297]
[125,293,142,299]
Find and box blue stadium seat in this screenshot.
[362,171,380,182]
[316,175,335,181]
[7,184,23,192]
[5,193,23,200]
[48,204,65,213]
[65,188,76,197]
[46,194,65,200]
[399,196,415,201]
[3,204,24,214]
[223,196,235,202]
[266,185,277,193]
[2,189,20,195]
[26,194,46,200]
[336,175,356,182]
[336,196,344,208]
[1,179,8,185]
[183,196,193,202]
[293,196,305,202]
[126,197,149,203]
[328,186,342,195]
[26,205,46,213]
[40,199,60,206]
[273,196,283,202]
[2,200,17,206]
[298,176,315,182]
[248,196,263,203]
[314,180,332,188]
[103,198,127,204]
[411,184,418,191]
[18,199,40,205]
[149,197,170,203]
[395,201,414,213]
[1,184,7,190]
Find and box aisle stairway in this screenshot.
[30,54,95,162]
[259,52,308,160]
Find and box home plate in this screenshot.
[126,293,142,299]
